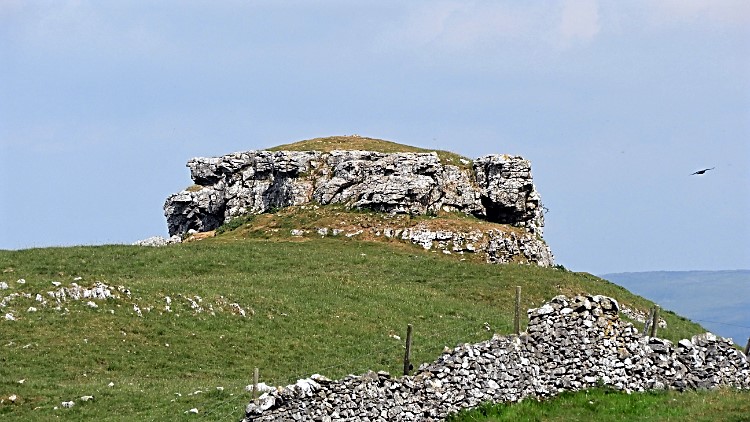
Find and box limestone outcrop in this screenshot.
[164,145,552,265]
[242,294,750,421]
[294,224,554,266]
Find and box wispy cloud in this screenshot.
[375,0,748,57]
[654,0,750,27]
[3,1,178,59]
[375,2,543,53]
[373,0,606,61]
[558,0,600,46]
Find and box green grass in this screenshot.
[213,204,526,251]
[447,387,750,422]
[0,236,729,421]
[268,135,472,169]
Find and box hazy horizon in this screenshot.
[601,269,750,344]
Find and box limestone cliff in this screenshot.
[163,137,553,266]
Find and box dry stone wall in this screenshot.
[164,150,546,239]
[242,294,749,422]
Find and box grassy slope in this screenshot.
[0,229,725,421]
[448,387,750,422]
[214,204,527,250]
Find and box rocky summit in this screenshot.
[163,137,553,266]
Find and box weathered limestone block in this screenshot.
[473,155,544,234]
[379,226,553,267]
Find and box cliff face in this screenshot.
[164,147,553,265]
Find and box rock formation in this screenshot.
[242,294,750,422]
[164,141,553,265]
[293,224,554,266]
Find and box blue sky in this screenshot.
[1,1,748,274]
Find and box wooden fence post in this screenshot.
[403,324,413,376]
[253,367,259,405]
[514,286,521,335]
[643,307,654,335]
[649,305,660,337]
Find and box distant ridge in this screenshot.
[601,270,750,344]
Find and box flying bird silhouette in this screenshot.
[690,167,715,175]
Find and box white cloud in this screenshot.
[375,0,748,58]
[558,0,600,45]
[4,1,178,59]
[654,0,750,26]
[375,1,607,57]
[375,2,542,53]
[0,0,23,18]
[435,2,534,49]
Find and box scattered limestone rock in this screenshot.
[308,224,553,266]
[2,280,251,322]
[133,235,182,247]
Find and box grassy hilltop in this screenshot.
[268,135,473,169]
[1,137,747,421]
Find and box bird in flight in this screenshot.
[690,167,715,175]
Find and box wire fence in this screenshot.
[692,319,750,329]
[181,287,750,420]
[193,320,489,420]
[243,289,750,392]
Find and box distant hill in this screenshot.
[600,270,750,345]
